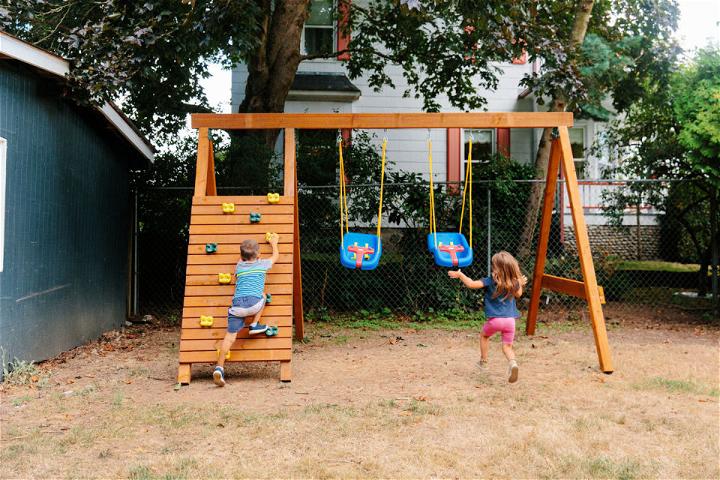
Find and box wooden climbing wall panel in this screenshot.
[177,195,294,383]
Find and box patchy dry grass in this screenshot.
[1,309,719,479]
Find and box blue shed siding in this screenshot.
[0,63,130,367]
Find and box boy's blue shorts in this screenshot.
[227,295,265,333]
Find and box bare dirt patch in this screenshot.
[1,307,719,479]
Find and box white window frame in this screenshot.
[461,128,494,175]
[301,0,337,57]
[569,126,587,178]
[0,137,6,272]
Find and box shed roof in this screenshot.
[0,31,154,162]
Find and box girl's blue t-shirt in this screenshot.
[481,276,520,318]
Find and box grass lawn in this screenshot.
[616,260,701,273]
[1,306,718,479]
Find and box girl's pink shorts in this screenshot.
[482,317,516,344]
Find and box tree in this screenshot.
[516,0,681,259]
[1,0,260,137]
[1,1,567,143]
[600,46,720,306]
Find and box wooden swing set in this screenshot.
[177,112,613,384]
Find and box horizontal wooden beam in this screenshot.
[191,113,574,130]
[541,274,606,304]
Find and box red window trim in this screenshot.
[337,0,351,60]
[512,51,528,65]
[446,128,461,195]
[496,128,510,157]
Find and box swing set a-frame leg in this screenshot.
[526,128,614,374]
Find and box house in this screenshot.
[0,32,154,372]
[230,2,661,259]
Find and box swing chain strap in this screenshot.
[338,138,350,248]
[459,136,473,249]
[427,135,438,248]
[377,137,388,239]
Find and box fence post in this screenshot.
[636,195,642,260]
[487,187,491,276]
[711,190,718,315]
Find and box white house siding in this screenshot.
[231,58,538,181]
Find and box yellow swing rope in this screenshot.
[377,137,388,239]
[458,137,473,250]
[338,137,349,248]
[339,135,388,247]
[427,136,438,248]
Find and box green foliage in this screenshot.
[1,1,260,137]
[2,356,41,386]
[346,1,560,112]
[671,47,720,187]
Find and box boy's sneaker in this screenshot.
[213,366,226,387]
[508,360,519,383]
[476,359,489,369]
[249,323,268,335]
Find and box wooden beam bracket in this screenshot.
[541,274,606,304]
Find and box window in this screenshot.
[463,129,494,162]
[0,137,6,272]
[304,0,335,56]
[569,127,586,178]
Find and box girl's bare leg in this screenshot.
[480,334,490,361]
[502,343,516,361]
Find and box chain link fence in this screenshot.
[133,178,718,321]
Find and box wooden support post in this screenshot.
[557,126,613,373]
[177,364,191,384]
[526,138,562,335]
[206,139,217,196]
[283,129,295,198]
[286,128,305,341]
[280,360,292,382]
[194,128,210,196]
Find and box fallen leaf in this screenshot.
[31,375,39,383]
[124,379,133,384]
[414,395,428,402]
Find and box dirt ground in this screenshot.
[1,306,719,479]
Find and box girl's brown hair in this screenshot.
[491,251,528,300]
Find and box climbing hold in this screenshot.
[265,232,277,243]
[265,293,272,304]
[218,273,233,284]
[249,212,262,223]
[205,243,217,254]
[265,326,279,337]
[216,348,231,360]
[266,193,280,204]
[222,203,235,213]
[199,315,214,327]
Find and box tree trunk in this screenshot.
[238,0,311,148]
[517,0,595,261]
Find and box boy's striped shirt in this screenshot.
[234,259,273,299]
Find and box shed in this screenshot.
[0,32,154,373]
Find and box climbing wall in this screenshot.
[177,195,295,383]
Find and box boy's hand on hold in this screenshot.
[268,233,279,245]
[448,270,462,279]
